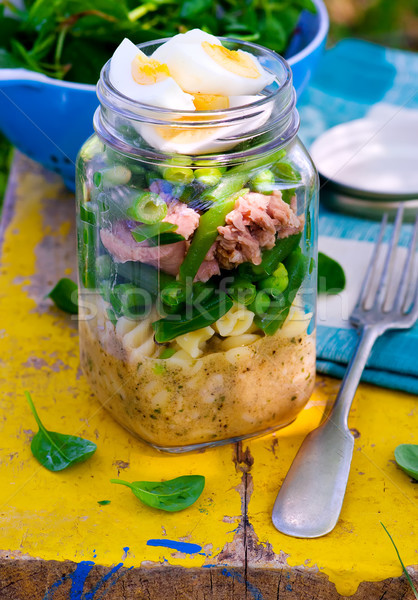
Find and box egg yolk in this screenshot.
[201,42,260,79]
[131,54,170,85]
[193,94,229,110]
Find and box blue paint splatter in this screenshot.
[146,539,202,554]
[220,568,264,600]
[43,553,133,599]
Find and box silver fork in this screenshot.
[272,204,418,538]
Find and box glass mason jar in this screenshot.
[76,38,318,452]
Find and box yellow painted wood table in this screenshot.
[0,153,417,600]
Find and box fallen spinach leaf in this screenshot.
[25,391,97,472]
[47,278,78,314]
[317,252,346,295]
[98,500,111,505]
[381,523,418,599]
[111,475,205,512]
[394,444,418,481]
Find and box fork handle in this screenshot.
[272,326,380,538]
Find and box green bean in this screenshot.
[272,161,302,184]
[109,283,150,318]
[179,186,248,282]
[78,203,98,289]
[202,173,248,203]
[131,222,183,245]
[115,262,174,297]
[252,233,301,277]
[229,148,286,174]
[93,171,102,187]
[126,192,167,224]
[96,254,112,281]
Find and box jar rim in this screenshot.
[97,36,293,121]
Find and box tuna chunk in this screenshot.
[195,243,221,282]
[163,199,200,240]
[100,220,186,276]
[216,190,303,269]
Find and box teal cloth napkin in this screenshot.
[298,39,418,395]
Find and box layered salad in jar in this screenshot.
[77,29,316,451]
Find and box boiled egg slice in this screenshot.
[109,38,195,111]
[139,95,273,155]
[152,29,274,96]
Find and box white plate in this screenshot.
[310,104,418,196]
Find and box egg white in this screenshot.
[139,95,273,155]
[109,38,195,111]
[152,29,274,96]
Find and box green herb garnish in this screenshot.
[111,475,205,512]
[98,500,111,505]
[381,523,418,599]
[25,391,97,472]
[394,444,418,481]
[47,278,78,314]
[317,252,346,295]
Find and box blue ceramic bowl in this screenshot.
[0,0,328,190]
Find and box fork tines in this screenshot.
[355,205,418,321]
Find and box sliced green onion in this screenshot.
[160,347,176,359]
[194,168,223,186]
[160,282,187,307]
[250,168,275,193]
[163,166,194,184]
[166,156,193,167]
[101,165,132,186]
[127,192,167,224]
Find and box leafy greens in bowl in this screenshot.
[0,0,328,188]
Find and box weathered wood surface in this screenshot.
[0,153,417,600]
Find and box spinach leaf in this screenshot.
[153,290,233,343]
[25,391,97,472]
[111,475,205,512]
[317,252,346,295]
[394,444,418,481]
[0,1,315,84]
[47,278,78,314]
